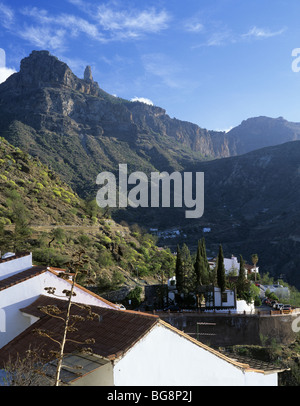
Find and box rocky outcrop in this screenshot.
[84,65,93,82]
[1,50,101,97]
[1,50,300,198]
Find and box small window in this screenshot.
[221,292,227,303]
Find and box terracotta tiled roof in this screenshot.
[0,266,47,291]
[0,296,281,375]
[0,296,159,366]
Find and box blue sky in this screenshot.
[1,0,300,131]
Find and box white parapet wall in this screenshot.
[235,300,255,314]
[0,253,33,281]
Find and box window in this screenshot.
[221,292,227,303]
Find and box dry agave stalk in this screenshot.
[33,250,99,386]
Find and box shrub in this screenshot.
[33,248,69,268]
[126,286,143,308]
[97,249,113,267]
[98,235,112,246]
[77,234,91,247]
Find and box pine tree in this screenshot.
[216,244,226,293]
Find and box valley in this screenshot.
[1,50,300,291]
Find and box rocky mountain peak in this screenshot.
[1,50,100,97]
[19,50,72,87]
[84,65,93,82]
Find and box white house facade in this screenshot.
[0,252,283,386]
[0,252,118,348]
[0,299,281,386]
[211,255,259,278]
[111,321,278,386]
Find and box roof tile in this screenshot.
[0,266,47,291]
[0,296,158,366]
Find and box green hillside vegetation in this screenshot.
[0,137,175,295]
[0,136,87,226]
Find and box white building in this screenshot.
[224,256,240,274]
[210,255,259,278]
[0,296,281,386]
[205,286,236,309]
[0,252,118,349]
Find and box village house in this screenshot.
[209,255,259,278]
[0,295,282,386]
[204,286,255,313]
[160,276,254,313]
[0,252,282,386]
[0,252,118,348]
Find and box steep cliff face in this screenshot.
[0,51,227,195]
[1,50,300,198]
[1,50,100,96]
[1,50,300,288]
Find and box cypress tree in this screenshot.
[194,240,202,287]
[237,254,250,301]
[200,238,210,284]
[175,244,184,294]
[200,238,208,265]
[181,243,194,293]
[216,244,226,293]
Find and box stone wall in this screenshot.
[158,312,299,347]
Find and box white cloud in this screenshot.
[184,18,204,33]
[131,97,154,106]
[243,26,286,39]
[0,2,14,28]
[213,126,233,133]
[0,1,171,58]
[16,3,170,48]
[96,5,170,36]
[192,23,286,49]
[18,25,67,52]
[0,48,16,84]
[20,6,104,43]
[0,67,16,84]
[206,30,234,46]
[142,53,183,89]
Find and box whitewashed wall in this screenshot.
[113,323,278,386]
[0,254,33,281]
[213,287,235,307]
[235,300,255,313]
[0,270,116,349]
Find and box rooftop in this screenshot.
[0,295,283,377]
[0,296,159,366]
[0,265,47,292]
[0,252,31,264]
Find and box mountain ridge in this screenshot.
[1,50,300,288]
[1,50,300,198]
